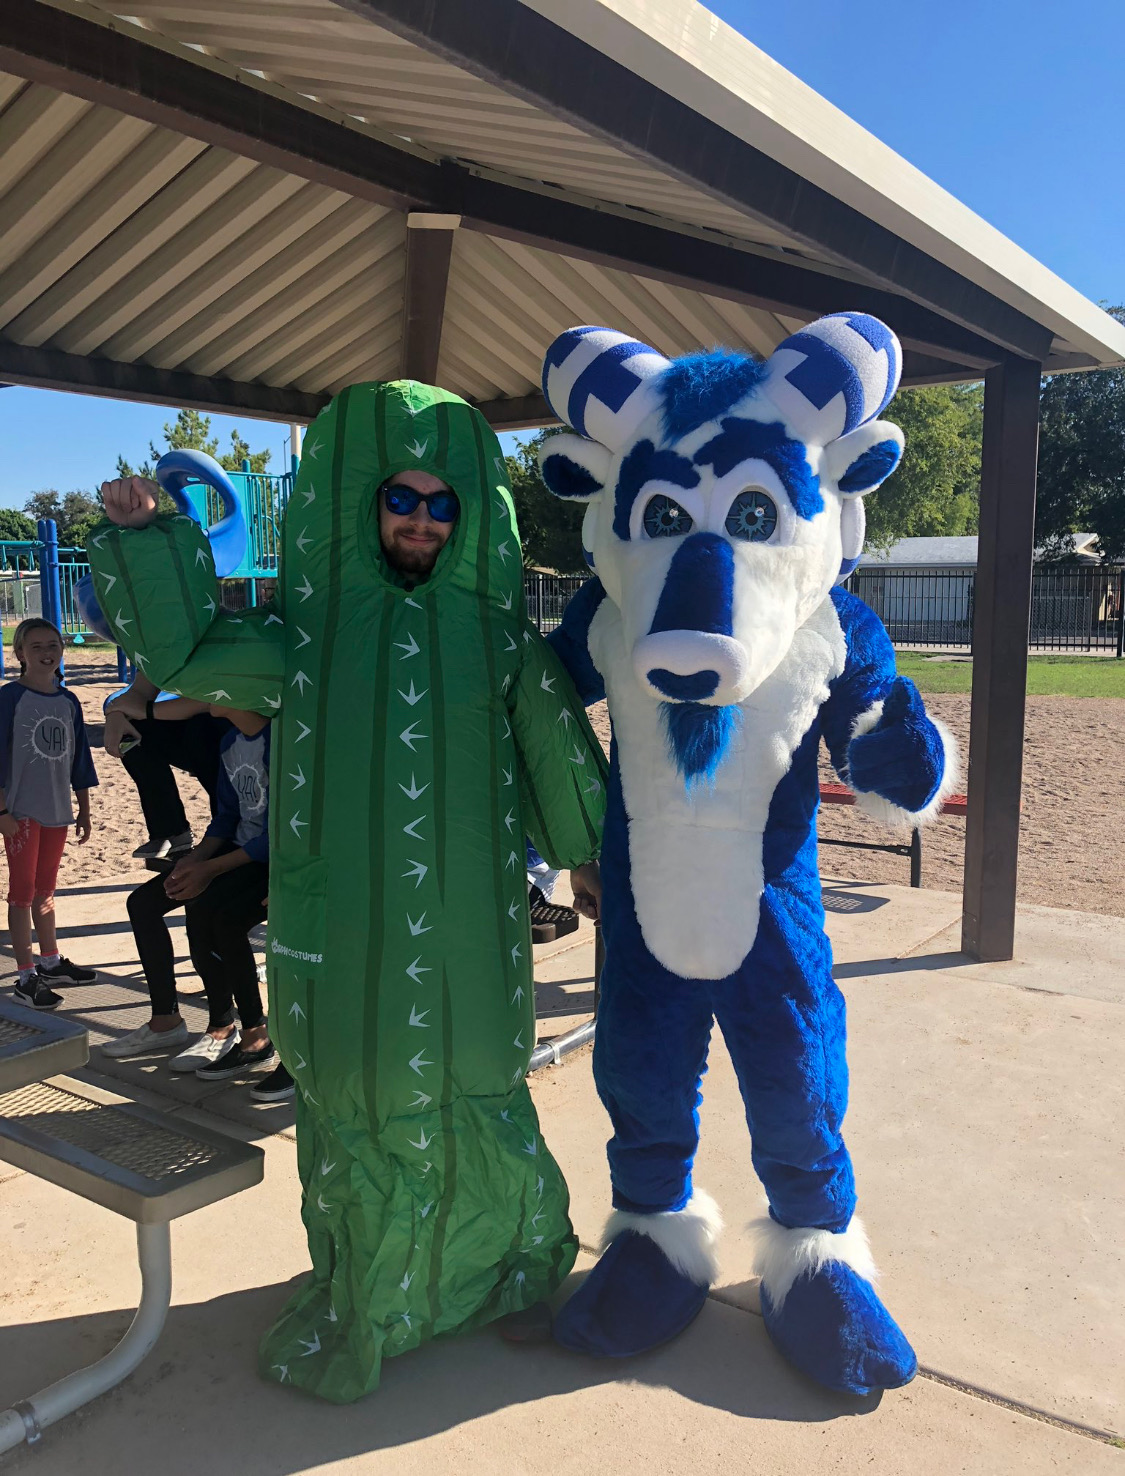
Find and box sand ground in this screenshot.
[36,649,1125,920]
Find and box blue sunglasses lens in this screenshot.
[382,485,459,523]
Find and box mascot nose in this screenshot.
[636,533,749,701]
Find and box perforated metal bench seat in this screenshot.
[0,1075,264,1223]
[0,1000,89,1095]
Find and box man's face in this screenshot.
[378,471,459,579]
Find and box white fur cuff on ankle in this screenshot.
[604,1189,723,1288]
[747,1214,878,1309]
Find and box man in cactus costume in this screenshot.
[92,380,607,1403]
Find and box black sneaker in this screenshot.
[195,1039,276,1081]
[13,975,63,1011]
[250,1063,296,1103]
[37,957,97,986]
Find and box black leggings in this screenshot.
[127,860,269,1030]
[121,714,227,838]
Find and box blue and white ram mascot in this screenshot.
[538,313,957,1396]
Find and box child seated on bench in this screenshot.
[105,701,292,1103]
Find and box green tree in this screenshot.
[864,383,983,549]
[22,489,102,549]
[1035,306,1125,561]
[0,507,37,542]
[117,408,271,479]
[505,430,589,573]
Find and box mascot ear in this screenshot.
[538,433,611,503]
[822,421,904,497]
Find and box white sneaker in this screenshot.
[102,1021,189,1058]
[168,1030,239,1073]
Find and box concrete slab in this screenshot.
[0,1138,1116,1475]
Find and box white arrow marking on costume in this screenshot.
[289,766,306,790]
[265,613,283,627]
[403,860,428,888]
[407,912,431,937]
[400,1270,414,1291]
[499,591,513,611]
[558,708,572,727]
[408,1127,432,1150]
[400,773,429,801]
[317,1194,330,1213]
[503,809,516,833]
[508,900,520,922]
[296,720,311,742]
[585,779,603,797]
[299,1331,321,1356]
[496,542,511,563]
[264,694,281,710]
[195,548,208,567]
[320,1156,335,1176]
[500,1110,511,1123]
[422,1161,432,1173]
[502,767,512,787]
[510,943,522,965]
[292,670,311,693]
[228,618,244,625]
[399,681,427,706]
[402,400,422,415]
[289,1001,305,1022]
[101,573,116,594]
[205,597,217,616]
[569,745,587,766]
[296,530,313,552]
[295,626,311,648]
[536,1175,544,1196]
[409,1005,430,1029]
[501,673,511,695]
[408,1050,432,1076]
[402,815,426,840]
[274,1364,289,1382]
[405,597,422,610]
[531,1208,545,1227]
[394,632,420,659]
[304,441,321,460]
[409,1090,432,1108]
[513,1030,523,1050]
[501,719,511,740]
[400,722,426,751]
[419,1201,434,1218]
[406,957,431,984]
[305,1092,319,1106]
[407,438,430,459]
[512,985,524,1005]
[115,611,132,631]
[92,532,108,550]
[493,456,505,479]
[134,653,149,673]
[208,689,231,701]
[503,632,517,652]
[523,1138,537,1157]
[510,1067,522,1086]
[400,1312,413,1329]
[531,1235,544,1246]
[327,1304,337,1323]
[290,813,307,837]
[515,1271,526,1287]
[293,1053,307,1071]
[296,575,314,601]
[540,671,555,693]
[505,851,519,871]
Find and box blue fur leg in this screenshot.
[554,1231,710,1357]
[761,1261,917,1396]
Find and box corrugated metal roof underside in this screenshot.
[0,70,812,410]
[75,0,831,262]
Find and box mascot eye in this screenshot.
[642,494,693,539]
[726,489,778,542]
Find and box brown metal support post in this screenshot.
[961,357,1041,961]
[401,214,458,385]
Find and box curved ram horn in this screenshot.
[541,325,670,450]
[760,312,902,447]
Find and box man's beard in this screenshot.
[382,530,442,578]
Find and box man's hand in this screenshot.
[99,476,160,529]
[104,709,142,758]
[165,857,214,901]
[570,861,602,922]
[75,809,92,844]
[0,813,19,840]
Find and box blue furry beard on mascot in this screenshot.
[538,314,958,1395]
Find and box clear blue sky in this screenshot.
[3,0,1121,511]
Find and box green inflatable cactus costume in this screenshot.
[88,381,607,1402]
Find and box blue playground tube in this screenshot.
[76,450,249,641]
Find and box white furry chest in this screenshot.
[590,599,846,980]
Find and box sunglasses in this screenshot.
[381,482,460,524]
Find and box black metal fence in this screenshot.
[849,563,1125,654]
[524,565,1125,655]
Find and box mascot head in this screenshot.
[538,314,905,780]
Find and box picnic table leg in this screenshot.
[910,829,922,888]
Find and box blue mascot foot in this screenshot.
[753,1217,917,1396]
[554,1193,721,1358]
